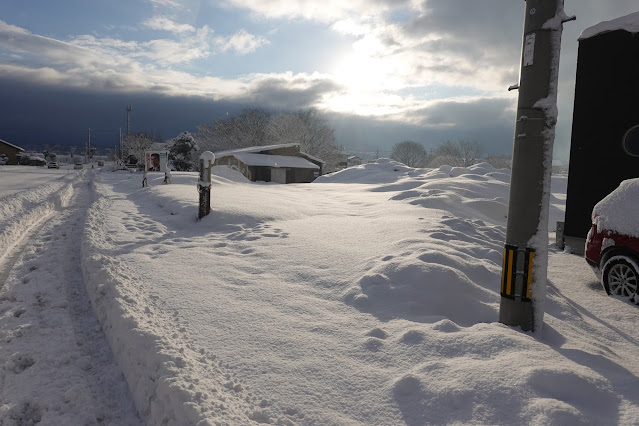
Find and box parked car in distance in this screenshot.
[48,161,60,169]
[74,163,83,169]
[585,178,639,299]
[97,160,105,167]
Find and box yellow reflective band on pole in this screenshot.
[506,250,514,295]
[501,245,517,298]
[525,250,535,300]
[501,247,508,294]
[501,246,535,300]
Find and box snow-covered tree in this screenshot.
[168,131,199,171]
[391,140,429,168]
[122,132,155,164]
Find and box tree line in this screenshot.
[121,108,343,171]
[390,140,512,169]
[120,108,513,173]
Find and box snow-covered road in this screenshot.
[0,170,140,424]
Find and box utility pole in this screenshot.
[499,0,574,331]
[126,105,132,137]
[87,128,91,161]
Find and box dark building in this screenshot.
[562,13,639,253]
[214,144,325,184]
[0,138,25,165]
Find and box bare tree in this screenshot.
[268,109,342,172]
[391,140,429,168]
[485,155,512,169]
[458,140,484,167]
[196,107,342,171]
[197,108,274,153]
[429,139,485,167]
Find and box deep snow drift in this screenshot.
[2,160,639,425]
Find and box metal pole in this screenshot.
[197,152,215,219]
[499,0,572,331]
[126,105,132,137]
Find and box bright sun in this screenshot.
[326,52,405,116]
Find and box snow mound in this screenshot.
[390,168,511,225]
[345,215,502,326]
[212,165,251,183]
[314,158,422,184]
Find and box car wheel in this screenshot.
[602,256,639,298]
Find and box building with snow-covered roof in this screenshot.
[214,144,324,183]
[0,138,25,165]
[347,156,365,167]
[562,11,639,253]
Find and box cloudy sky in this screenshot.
[0,1,637,161]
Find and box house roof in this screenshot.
[0,139,25,152]
[215,143,300,158]
[233,153,320,169]
[299,152,326,164]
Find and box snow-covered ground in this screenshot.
[1,160,638,425]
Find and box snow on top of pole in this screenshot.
[199,151,216,162]
[579,11,639,40]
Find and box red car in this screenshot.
[585,178,639,299]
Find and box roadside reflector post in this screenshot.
[499,0,573,331]
[198,151,215,220]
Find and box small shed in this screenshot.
[214,144,324,183]
[348,156,365,167]
[0,138,25,165]
[562,12,639,253]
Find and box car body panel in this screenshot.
[585,178,639,295]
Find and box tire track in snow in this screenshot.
[0,176,141,424]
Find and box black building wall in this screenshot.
[564,29,639,250]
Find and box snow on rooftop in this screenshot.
[214,143,300,158]
[0,138,25,151]
[233,152,320,169]
[579,11,639,40]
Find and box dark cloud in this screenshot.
[236,75,342,111]
[0,78,241,149]
[0,77,516,158]
[328,97,517,157]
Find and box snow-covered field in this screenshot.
[1,161,639,425]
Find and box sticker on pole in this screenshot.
[523,33,535,67]
[145,151,168,172]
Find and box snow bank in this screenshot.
[0,171,82,263]
[81,177,208,424]
[592,178,639,237]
